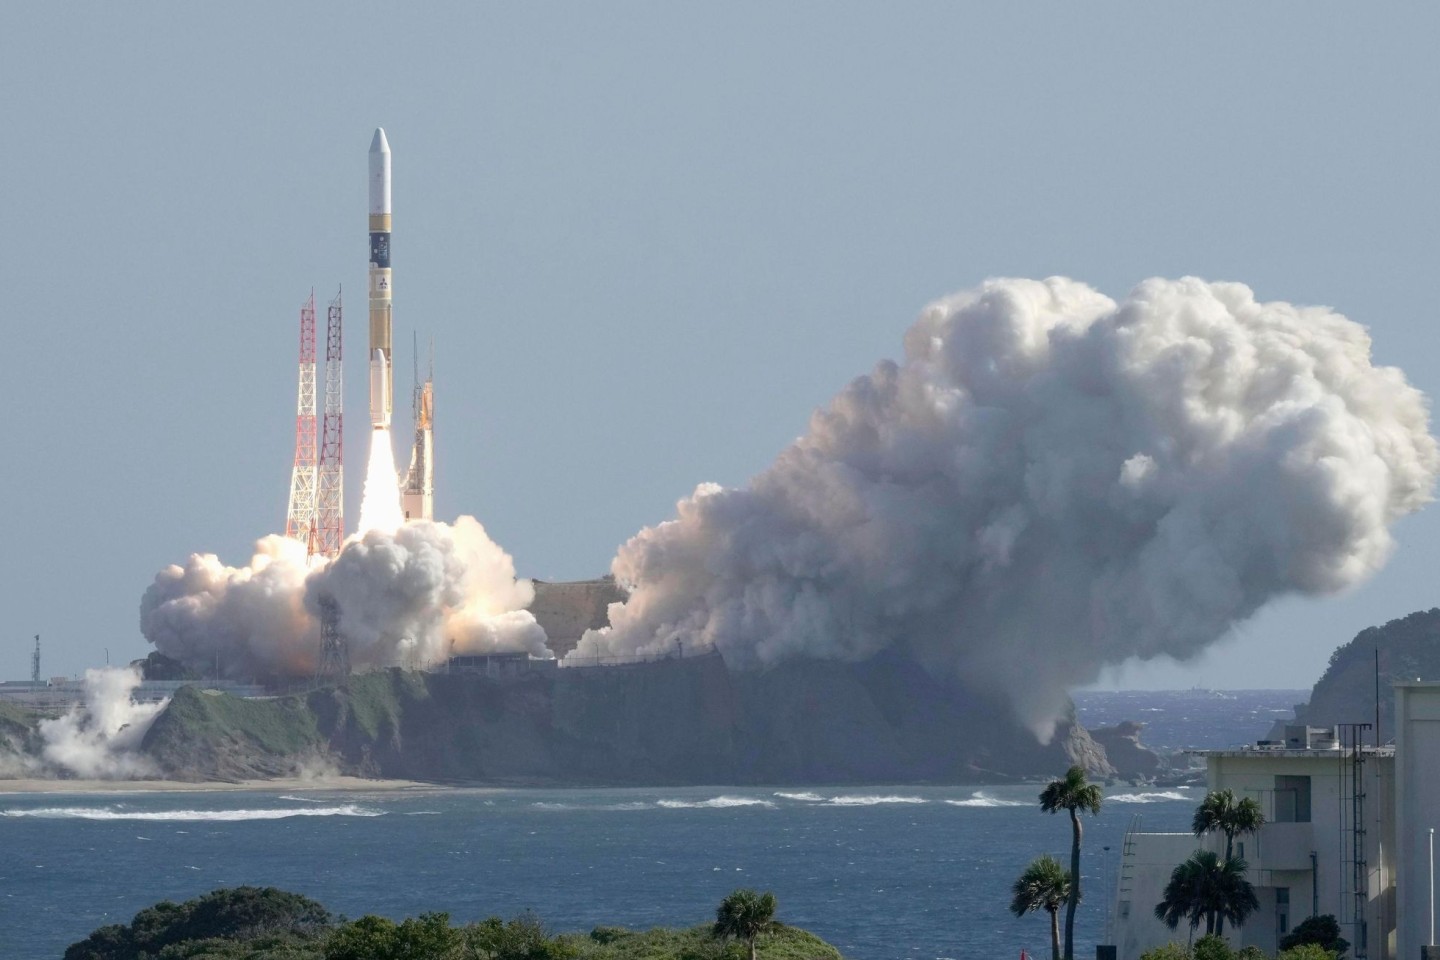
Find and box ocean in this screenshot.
[0,689,1304,959]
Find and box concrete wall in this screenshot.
[1113,832,1203,959]
[1396,684,1440,960]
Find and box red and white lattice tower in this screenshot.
[316,288,345,557]
[285,291,320,554]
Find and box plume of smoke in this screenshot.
[306,516,546,668]
[141,517,545,680]
[570,277,1439,736]
[140,536,314,680]
[38,668,166,779]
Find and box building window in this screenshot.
[1274,776,1312,823]
[1237,842,1244,860]
[1119,901,1130,919]
[1276,887,1289,935]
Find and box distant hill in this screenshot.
[1298,608,1440,742]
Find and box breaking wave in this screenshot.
[656,796,775,809]
[0,805,386,821]
[773,791,825,802]
[825,795,928,806]
[1107,791,1191,804]
[531,801,652,812]
[944,792,1028,808]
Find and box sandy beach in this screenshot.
[0,776,432,795]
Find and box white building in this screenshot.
[1110,725,1396,960]
[1394,683,1440,960]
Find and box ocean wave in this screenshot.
[530,801,651,812]
[825,795,927,806]
[944,792,1028,808]
[773,792,825,802]
[0,805,386,821]
[657,796,775,809]
[1107,791,1190,803]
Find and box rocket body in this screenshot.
[368,128,392,430]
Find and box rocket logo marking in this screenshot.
[378,277,388,291]
[370,232,391,268]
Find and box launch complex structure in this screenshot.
[284,128,435,563]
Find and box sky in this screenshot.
[2,3,1437,690]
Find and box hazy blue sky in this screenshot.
[3,4,1437,689]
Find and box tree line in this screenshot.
[63,885,835,960]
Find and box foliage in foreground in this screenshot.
[1278,915,1348,958]
[1038,764,1103,960]
[64,887,843,960]
[1139,934,1339,960]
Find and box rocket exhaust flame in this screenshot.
[358,428,404,535]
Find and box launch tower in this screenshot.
[285,289,345,559]
[316,290,345,556]
[285,292,320,552]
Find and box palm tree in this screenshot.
[1192,789,1265,934]
[1039,765,1103,960]
[712,888,777,960]
[1010,854,1072,960]
[1192,789,1265,861]
[1154,850,1259,937]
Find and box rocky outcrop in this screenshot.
[1088,721,1164,780]
[139,653,1116,784]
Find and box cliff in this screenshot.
[1299,607,1440,742]
[140,653,1117,784]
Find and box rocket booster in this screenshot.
[368,128,392,430]
[369,349,391,429]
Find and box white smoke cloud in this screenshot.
[39,668,166,779]
[570,277,1439,736]
[140,536,314,679]
[140,516,546,679]
[306,516,546,668]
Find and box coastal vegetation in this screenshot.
[711,889,778,960]
[1154,850,1259,937]
[1039,764,1103,960]
[1187,790,1265,936]
[1009,854,1070,960]
[1277,916,1348,957]
[1151,790,1262,947]
[1139,934,1342,960]
[63,886,841,960]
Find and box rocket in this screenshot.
[368,128,392,430]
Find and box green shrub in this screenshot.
[1139,944,1193,960]
[1278,945,1339,960]
[1279,915,1349,958]
[64,887,332,960]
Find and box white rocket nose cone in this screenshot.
[370,128,390,155]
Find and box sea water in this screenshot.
[0,690,1302,959]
